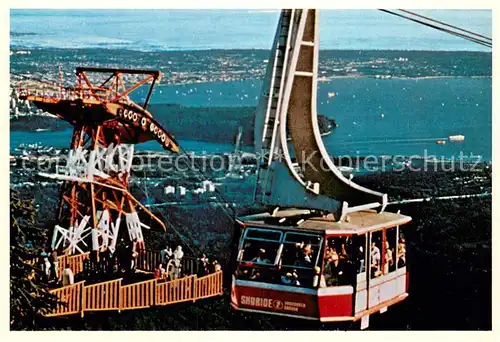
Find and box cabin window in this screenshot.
[239,228,282,264]
[370,231,383,278]
[280,232,322,268]
[237,228,282,283]
[236,228,323,288]
[279,232,323,288]
[322,236,355,287]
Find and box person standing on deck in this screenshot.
[160,246,173,264]
[62,264,74,286]
[49,248,59,282]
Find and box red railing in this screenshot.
[18,83,111,102]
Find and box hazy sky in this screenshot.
[10,9,492,51]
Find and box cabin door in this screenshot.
[353,234,368,315]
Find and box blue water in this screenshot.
[10,9,492,52]
[136,77,492,160]
[9,10,492,160]
[10,77,492,160]
[9,130,233,154]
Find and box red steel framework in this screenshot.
[20,67,178,253]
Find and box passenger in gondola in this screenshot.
[370,241,381,278]
[303,244,313,263]
[397,243,406,268]
[324,252,344,286]
[250,270,262,281]
[252,248,271,264]
[281,270,300,285]
[384,241,394,274]
[239,268,251,280]
[291,269,300,286]
[281,272,294,285]
[324,247,331,260]
[399,235,406,246]
[339,244,349,262]
[248,249,271,281]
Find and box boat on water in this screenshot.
[449,134,465,142]
[327,92,337,98]
[436,140,446,145]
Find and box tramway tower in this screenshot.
[20,68,178,255]
[253,9,388,219]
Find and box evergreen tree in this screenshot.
[10,190,57,330]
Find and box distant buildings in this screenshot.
[164,180,216,202]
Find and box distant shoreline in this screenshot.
[9,46,493,55]
[317,75,492,81]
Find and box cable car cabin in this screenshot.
[231,209,411,328]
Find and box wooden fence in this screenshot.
[45,281,85,317]
[121,279,156,310]
[82,278,121,315]
[195,271,224,300]
[45,271,223,318]
[156,275,196,305]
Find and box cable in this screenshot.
[387,192,491,206]
[382,9,492,48]
[380,9,491,47]
[398,9,492,42]
[379,9,492,48]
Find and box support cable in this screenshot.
[379,9,492,48]
[398,9,492,42]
